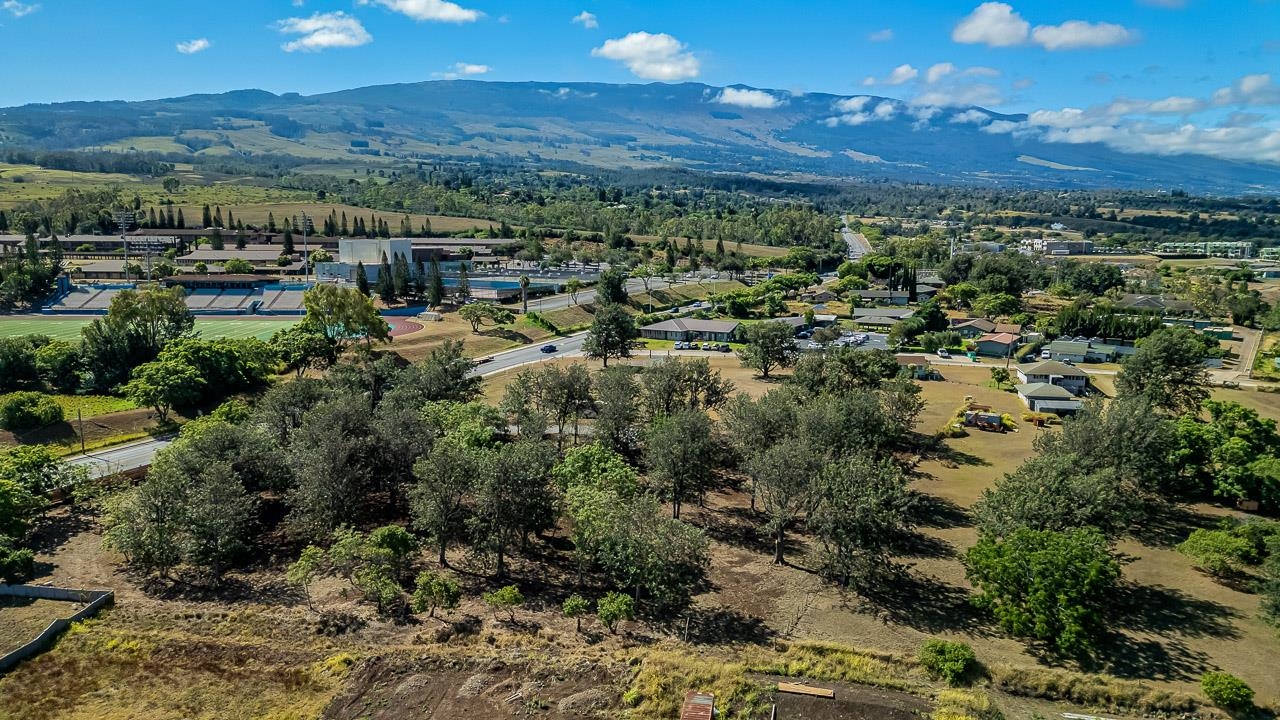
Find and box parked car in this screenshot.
[936,349,951,359]
[540,344,557,354]
[719,343,732,352]
[1040,349,1053,359]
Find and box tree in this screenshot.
[222,258,254,274]
[748,441,822,564]
[456,262,471,300]
[458,302,514,333]
[427,257,445,306]
[643,409,715,519]
[162,176,180,193]
[393,253,411,299]
[122,357,204,422]
[639,357,734,419]
[1201,672,1254,711]
[989,367,1010,389]
[301,284,390,353]
[519,274,531,314]
[102,462,187,579]
[583,303,637,368]
[355,261,370,296]
[182,463,257,579]
[964,527,1120,656]
[81,286,193,391]
[286,398,386,542]
[597,268,628,305]
[565,277,584,306]
[972,292,1021,318]
[469,440,556,577]
[287,545,326,610]
[483,584,524,622]
[738,320,798,379]
[0,478,37,539]
[593,367,640,453]
[1177,529,1254,578]
[271,324,334,378]
[808,455,914,586]
[412,570,462,617]
[411,442,479,566]
[563,594,591,632]
[596,591,635,634]
[35,339,81,393]
[1116,325,1210,415]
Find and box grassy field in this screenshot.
[48,395,137,419]
[0,317,298,341]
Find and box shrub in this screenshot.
[0,535,35,583]
[918,639,978,686]
[1177,529,1254,578]
[562,594,590,632]
[0,391,65,431]
[597,591,635,634]
[482,584,524,621]
[1201,671,1253,710]
[410,570,461,617]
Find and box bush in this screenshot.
[0,535,35,583]
[597,591,635,634]
[0,392,65,431]
[482,584,524,621]
[1178,528,1254,578]
[1201,671,1253,710]
[918,639,978,686]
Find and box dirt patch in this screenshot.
[0,596,78,655]
[323,656,623,720]
[764,676,931,720]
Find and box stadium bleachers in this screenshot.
[52,287,101,310]
[210,289,253,309]
[269,290,306,311]
[184,289,220,309]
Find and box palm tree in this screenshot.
[519,274,530,314]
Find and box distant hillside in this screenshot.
[2,80,1278,193]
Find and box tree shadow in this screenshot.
[931,446,991,468]
[691,504,775,556]
[1084,636,1214,682]
[1128,503,1221,549]
[26,507,96,555]
[908,492,972,530]
[851,568,989,635]
[1111,582,1241,640]
[886,529,956,560]
[139,572,306,607]
[481,328,534,343]
[658,606,777,646]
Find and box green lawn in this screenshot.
[0,317,299,341]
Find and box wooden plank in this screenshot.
[777,682,835,699]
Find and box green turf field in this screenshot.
[0,317,299,341]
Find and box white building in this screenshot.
[316,239,414,283]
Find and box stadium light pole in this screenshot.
[300,212,313,286]
[113,210,135,282]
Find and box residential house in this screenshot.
[953,318,1023,340]
[857,290,910,306]
[973,332,1020,357]
[1115,294,1195,315]
[640,318,741,342]
[851,307,914,330]
[914,284,939,300]
[895,354,938,380]
[801,289,838,303]
[1039,340,1089,363]
[1016,360,1089,395]
[1016,383,1083,414]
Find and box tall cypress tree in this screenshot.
[427,257,445,306]
[341,212,349,236]
[393,253,410,298]
[209,228,224,251]
[414,259,426,296]
[456,262,470,301]
[356,261,370,296]
[282,227,295,255]
[377,251,396,303]
[202,204,212,228]
[267,212,277,233]
[166,207,175,229]
[176,209,186,229]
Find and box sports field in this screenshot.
[0,317,299,341]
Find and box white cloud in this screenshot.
[2,0,38,17]
[572,11,598,29]
[715,88,783,109]
[592,32,700,81]
[176,38,211,54]
[1212,73,1280,106]
[951,109,992,124]
[926,63,956,84]
[952,3,1029,47]
[954,3,1136,52]
[434,61,490,79]
[865,64,918,86]
[1012,77,1035,90]
[1031,21,1135,50]
[276,12,372,52]
[834,96,873,113]
[357,0,481,23]
[914,83,1004,108]
[868,28,894,42]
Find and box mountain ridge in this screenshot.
[1,79,1276,193]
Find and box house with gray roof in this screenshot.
[640,318,741,342]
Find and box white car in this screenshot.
[936,349,951,359]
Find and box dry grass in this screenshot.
[626,647,772,720]
[0,597,72,655]
[743,641,916,691]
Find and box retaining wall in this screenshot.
[0,584,114,674]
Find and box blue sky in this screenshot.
[2,0,1278,161]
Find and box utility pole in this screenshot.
[113,210,134,282]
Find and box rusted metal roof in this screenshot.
[680,691,714,720]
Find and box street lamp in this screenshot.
[299,212,314,285]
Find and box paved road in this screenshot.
[841,215,871,259]
[471,332,589,377]
[64,435,174,478]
